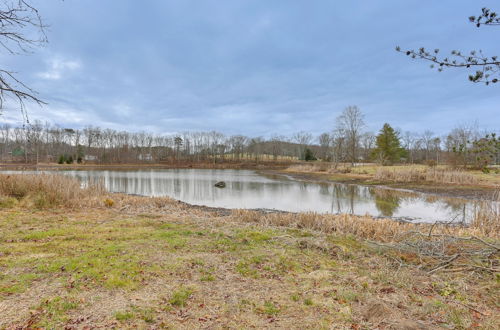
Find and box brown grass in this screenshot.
[472,190,500,236]
[0,173,105,208]
[374,167,479,185]
[286,163,353,174]
[2,206,498,328]
[230,209,499,241]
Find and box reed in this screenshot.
[0,173,105,208]
[374,167,479,185]
[230,209,499,242]
[286,163,350,174]
[471,190,500,236]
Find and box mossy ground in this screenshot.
[0,205,498,328]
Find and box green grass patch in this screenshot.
[169,286,194,307]
[236,255,267,278]
[256,301,280,316]
[114,311,134,321]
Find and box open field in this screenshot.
[0,175,499,328]
[284,163,500,201]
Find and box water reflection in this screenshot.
[56,169,478,223]
[1,169,480,223]
[373,189,401,217]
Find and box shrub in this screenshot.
[104,198,114,208]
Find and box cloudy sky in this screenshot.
[1,0,499,137]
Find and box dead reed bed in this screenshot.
[286,163,352,174]
[472,190,500,236]
[374,167,479,185]
[0,173,106,208]
[229,209,498,241]
[287,163,326,172]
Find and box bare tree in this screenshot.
[360,132,375,162]
[330,128,347,169]
[420,130,435,162]
[445,124,479,167]
[335,106,365,165]
[0,1,47,118]
[318,133,331,161]
[402,131,416,163]
[292,131,312,160]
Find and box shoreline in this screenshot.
[133,194,430,225]
[263,169,499,202]
[1,162,498,201]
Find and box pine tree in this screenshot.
[372,124,405,165]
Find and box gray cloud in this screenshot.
[2,0,499,136]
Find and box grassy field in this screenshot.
[0,196,498,328]
[0,174,498,328]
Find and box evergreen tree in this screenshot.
[372,124,405,165]
[304,148,317,161]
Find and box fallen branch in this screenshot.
[428,254,460,274]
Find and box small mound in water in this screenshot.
[214,181,226,188]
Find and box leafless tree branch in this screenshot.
[0,0,47,119]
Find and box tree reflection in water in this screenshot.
[14,168,479,224]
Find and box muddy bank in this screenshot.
[265,170,499,202]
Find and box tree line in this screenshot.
[0,107,498,169]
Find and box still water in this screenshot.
[52,168,477,223]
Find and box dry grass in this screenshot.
[472,190,500,236]
[230,209,499,241]
[287,163,500,187]
[286,163,353,174]
[0,175,498,328]
[0,174,106,208]
[1,204,498,328]
[374,167,479,185]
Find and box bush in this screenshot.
[58,155,65,164]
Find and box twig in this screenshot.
[451,301,488,316]
[471,235,500,251]
[428,254,460,274]
[454,264,499,273]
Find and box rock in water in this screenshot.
[214,181,226,188]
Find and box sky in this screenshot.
[1,0,499,137]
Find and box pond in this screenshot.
[5,168,478,223]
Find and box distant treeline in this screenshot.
[0,111,498,168]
